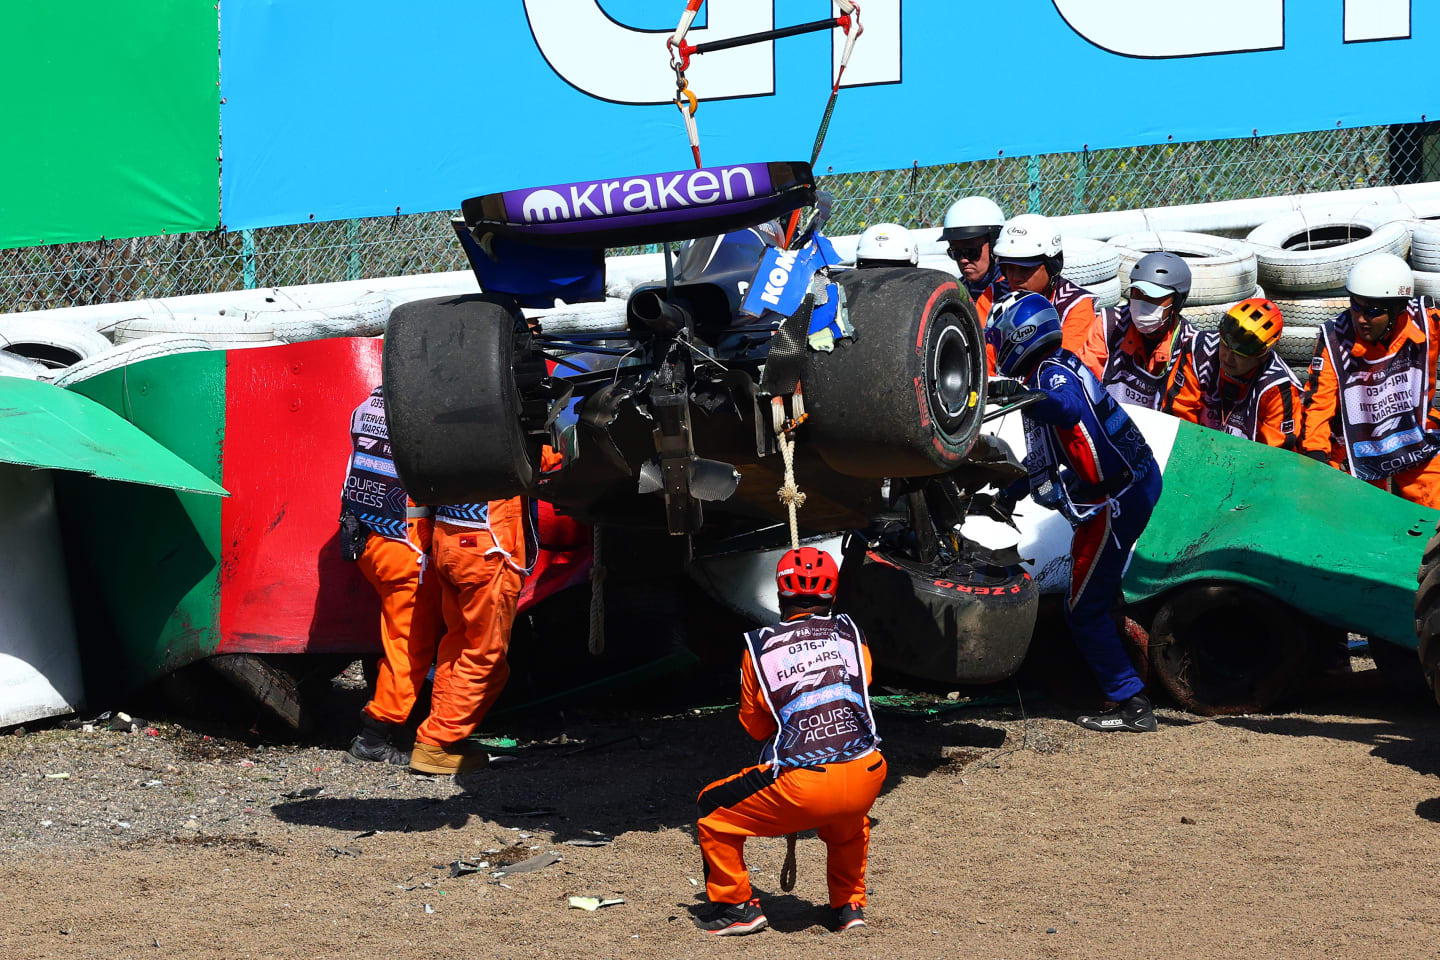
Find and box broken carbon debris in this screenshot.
[328,846,362,858]
[492,851,561,877]
[449,858,491,878]
[563,837,613,847]
[568,896,625,911]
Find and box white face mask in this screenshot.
[1129,298,1170,333]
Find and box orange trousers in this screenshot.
[414,521,523,748]
[696,753,886,909]
[1370,456,1440,510]
[358,523,443,726]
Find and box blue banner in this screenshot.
[221,1,1438,230]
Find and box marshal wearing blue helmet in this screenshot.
[991,291,1164,732]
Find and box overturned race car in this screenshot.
[381,160,1037,679]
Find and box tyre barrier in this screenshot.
[1246,208,1411,294]
[1268,297,1348,329]
[1108,231,1258,307]
[1087,275,1122,309]
[837,547,1038,685]
[0,318,114,371]
[1059,237,1121,289]
[1410,221,1440,273]
[49,336,213,388]
[0,351,48,380]
[108,313,280,348]
[1179,285,1265,331]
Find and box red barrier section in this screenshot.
[217,339,384,654]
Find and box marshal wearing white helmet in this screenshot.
[940,196,1007,302]
[855,222,919,269]
[988,213,1103,377]
[1300,252,1440,508]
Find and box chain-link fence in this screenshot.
[4,123,1439,314]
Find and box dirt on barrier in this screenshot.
[1,659,1439,960]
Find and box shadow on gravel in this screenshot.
[269,711,999,840]
[1214,691,1440,785]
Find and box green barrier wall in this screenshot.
[0,3,218,250]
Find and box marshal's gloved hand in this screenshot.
[987,377,1028,401]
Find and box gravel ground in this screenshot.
[2,657,1438,960]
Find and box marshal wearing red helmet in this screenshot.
[774,546,839,600]
[693,547,885,937]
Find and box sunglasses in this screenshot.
[1350,298,1391,319]
[948,244,987,261]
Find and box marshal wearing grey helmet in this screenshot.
[1096,251,1198,410]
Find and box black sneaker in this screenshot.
[833,903,866,932]
[694,898,768,936]
[345,715,411,765]
[1077,693,1157,733]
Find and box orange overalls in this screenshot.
[415,448,563,748]
[1300,301,1440,508]
[1093,306,1194,411]
[697,615,886,910]
[1168,330,1304,450]
[358,515,443,725]
[343,385,445,726]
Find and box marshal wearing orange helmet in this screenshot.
[693,547,885,937]
[1168,298,1304,450]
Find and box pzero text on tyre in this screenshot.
[838,547,1037,685]
[383,294,539,505]
[1147,582,1311,715]
[804,268,986,478]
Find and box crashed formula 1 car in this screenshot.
[382,160,1039,681]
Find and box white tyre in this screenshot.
[248,291,392,341]
[1246,209,1411,294]
[1269,297,1349,329]
[1411,222,1440,273]
[0,318,115,371]
[1276,325,1321,369]
[1088,275,1122,309]
[524,298,631,339]
[917,254,962,278]
[1109,231,1258,307]
[1060,237,1120,288]
[50,336,212,388]
[1180,286,1266,331]
[1414,268,1440,298]
[0,351,48,380]
[109,313,278,347]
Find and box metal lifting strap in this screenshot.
[664,2,863,172]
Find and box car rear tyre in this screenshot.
[383,294,539,505]
[1147,582,1311,715]
[804,268,986,478]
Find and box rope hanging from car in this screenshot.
[770,387,808,894]
[666,2,863,171]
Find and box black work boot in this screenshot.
[1076,693,1158,733]
[346,714,411,765]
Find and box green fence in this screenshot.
[4,123,1439,314]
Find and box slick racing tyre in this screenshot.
[1413,516,1440,706]
[383,293,541,504]
[1147,582,1311,715]
[837,547,1037,685]
[805,268,986,478]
